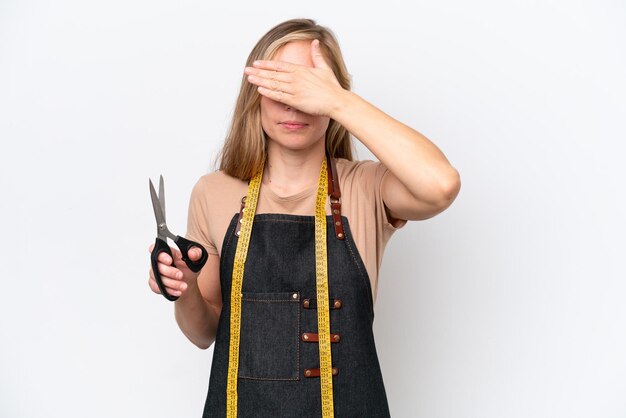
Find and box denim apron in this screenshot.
[202,160,391,417]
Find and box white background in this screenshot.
[1,1,625,417]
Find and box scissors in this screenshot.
[149,175,208,301]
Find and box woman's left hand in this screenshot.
[244,39,346,117]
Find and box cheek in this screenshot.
[316,117,331,133]
[260,99,278,132]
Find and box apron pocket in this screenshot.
[238,291,300,380]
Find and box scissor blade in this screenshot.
[149,178,167,226]
[159,174,166,221]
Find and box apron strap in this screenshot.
[326,153,345,240]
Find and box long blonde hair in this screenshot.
[217,18,353,181]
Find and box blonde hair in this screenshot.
[217,18,353,181]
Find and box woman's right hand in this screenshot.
[147,243,204,298]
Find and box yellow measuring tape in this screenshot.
[226,157,335,418]
[314,157,335,417]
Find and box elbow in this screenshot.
[191,335,216,350]
[436,167,461,209]
[195,341,213,350]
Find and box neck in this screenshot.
[264,140,326,197]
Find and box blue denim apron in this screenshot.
[202,167,391,417]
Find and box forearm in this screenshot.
[174,279,220,350]
[331,90,459,202]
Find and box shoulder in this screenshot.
[187,170,248,255]
[191,170,247,199]
[335,157,388,188]
[193,170,247,192]
[335,157,379,171]
[189,170,248,213]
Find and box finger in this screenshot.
[148,268,186,295]
[310,39,330,70]
[256,86,294,103]
[247,75,294,94]
[148,243,155,253]
[148,276,162,294]
[159,275,187,292]
[251,59,295,73]
[244,67,291,82]
[150,278,182,297]
[157,247,182,266]
[158,261,183,280]
[157,251,173,265]
[188,246,202,261]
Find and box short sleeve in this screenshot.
[356,161,407,234]
[186,177,219,256]
[377,165,408,232]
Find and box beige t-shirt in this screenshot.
[186,158,407,305]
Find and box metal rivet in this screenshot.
[292,293,298,299]
[236,230,240,236]
[303,334,309,341]
[239,218,243,223]
[332,368,338,376]
[333,209,339,214]
[338,233,344,239]
[304,369,311,377]
[303,299,310,308]
[333,334,340,342]
[334,300,342,309]
[335,221,341,226]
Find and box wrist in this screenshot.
[328,88,355,121]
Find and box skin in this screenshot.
[148,38,461,349]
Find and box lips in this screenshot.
[280,120,308,130]
[280,120,307,126]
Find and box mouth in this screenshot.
[279,120,308,130]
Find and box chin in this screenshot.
[266,133,325,152]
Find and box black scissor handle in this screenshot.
[175,236,209,273]
[150,237,179,302]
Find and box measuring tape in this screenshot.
[225,158,263,417]
[226,157,335,418]
[314,157,335,417]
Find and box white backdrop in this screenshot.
[1,1,625,417]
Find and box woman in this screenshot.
[148,18,460,418]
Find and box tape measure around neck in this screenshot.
[225,156,335,418]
